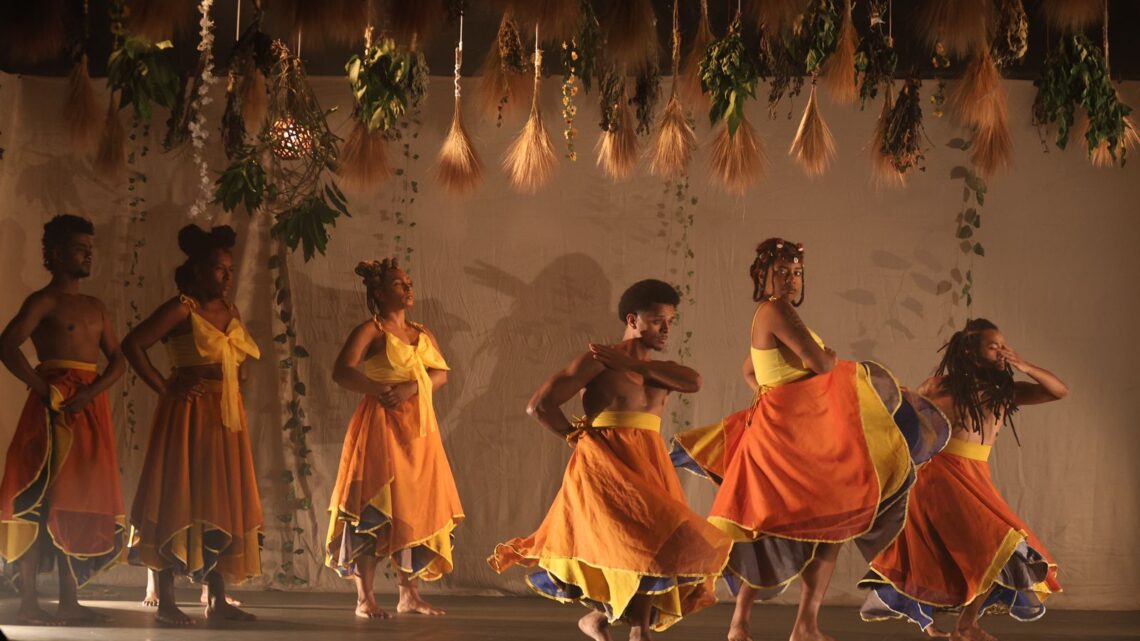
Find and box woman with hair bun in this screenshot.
[324,257,463,619]
[122,224,262,625]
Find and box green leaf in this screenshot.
[956,226,974,239]
[293,345,310,358]
[973,243,985,256]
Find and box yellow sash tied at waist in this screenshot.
[943,437,992,462]
[178,299,260,432]
[578,410,662,433]
[37,360,98,411]
[363,326,449,437]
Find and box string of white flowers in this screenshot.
[188,0,218,218]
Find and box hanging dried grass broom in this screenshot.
[94,94,127,177]
[340,27,390,188]
[650,0,696,178]
[596,80,639,180]
[438,14,483,194]
[1088,8,1136,168]
[679,0,715,114]
[790,83,836,176]
[1040,0,1103,34]
[918,0,992,58]
[710,115,765,194]
[503,28,557,193]
[821,0,858,106]
[746,0,810,36]
[950,48,1013,176]
[603,0,659,72]
[65,53,103,152]
[869,87,906,188]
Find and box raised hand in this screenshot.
[588,343,641,373]
[998,346,1030,373]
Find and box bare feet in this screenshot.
[155,602,195,626]
[396,595,445,616]
[788,625,837,641]
[205,599,257,622]
[355,599,391,619]
[925,624,953,638]
[57,603,110,624]
[628,624,653,641]
[142,590,160,607]
[578,612,613,641]
[17,604,64,626]
[728,621,754,641]
[953,625,997,641]
[200,590,243,606]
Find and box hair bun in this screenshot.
[178,224,236,257]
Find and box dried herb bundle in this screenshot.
[854,0,896,108]
[880,78,926,175]
[480,13,530,125]
[992,0,1028,67]
[632,64,662,135]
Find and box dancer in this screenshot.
[123,224,262,625]
[326,258,463,619]
[0,215,127,624]
[860,318,1066,640]
[674,238,946,641]
[489,279,732,640]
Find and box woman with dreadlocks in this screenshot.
[672,238,949,641]
[860,318,1067,640]
[325,258,463,620]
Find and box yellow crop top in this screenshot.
[164,295,260,431]
[362,319,449,437]
[750,328,825,390]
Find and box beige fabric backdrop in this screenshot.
[0,72,1137,609]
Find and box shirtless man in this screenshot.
[0,215,126,624]
[489,279,731,641]
[861,318,1068,640]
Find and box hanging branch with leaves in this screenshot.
[702,14,766,193]
[855,0,896,108]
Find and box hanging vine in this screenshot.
[268,248,315,588]
[118,118,152,465]
[943,137,988,328]
[661,178,697,430]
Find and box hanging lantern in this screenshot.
[270,116,314,159]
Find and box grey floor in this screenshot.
[0,588,1137,641]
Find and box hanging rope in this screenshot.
[455,14,464,98]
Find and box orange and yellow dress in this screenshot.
[489,410,732,631]
[129,295,263,583]
[673,329,949,598]
[0,360,126,586]
[860,437,1061,631]
[325,320,463,581]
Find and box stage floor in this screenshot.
[1,589,1137,641]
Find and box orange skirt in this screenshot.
[489,412,731,631]
[0,364,125,586]
[325,394,464,581]
[129,380,263,583]
[860,438,1061,630]
[704,361,928,596]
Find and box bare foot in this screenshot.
[142,590,160,607]
[57,603,110,624]
[155,602,195,626]
[629,624,653,641]
[356,599,391,619]
[954,625,997,641]
[925,624,953,638]
[200,590,243,606]
[17,604,64,626]
[205,599,257,621]
[578,612,613,641]
[396,595,445,616]
[788,626,837,641]
[728,621,753,641]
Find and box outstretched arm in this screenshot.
[589,343,702,393]
[1003,346,1069,406]
[0,292,53,399]
[763,300,836,374]
[527,352,605,439]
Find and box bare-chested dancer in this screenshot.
[489,279,731,641]
[0,215,127,625]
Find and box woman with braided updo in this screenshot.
[672,238,949,641]
[123,224,262,625]
[325,258,463,619]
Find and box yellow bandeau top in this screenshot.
[164,295,260,431]
[362,319,449,437]
[750,328,825,390]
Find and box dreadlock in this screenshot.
[934,318,1020,444]
[356,257,401,318]
[749,237,806,306]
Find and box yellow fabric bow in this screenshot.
[188,312,260,431]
